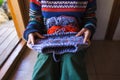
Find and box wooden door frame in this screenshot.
[105,0,120,40]
[18,0,29,27]
[0,0,27,79]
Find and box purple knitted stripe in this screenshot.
[29,32,89,54]
[46,16,78,29]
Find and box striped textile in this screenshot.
[24,0,97,40]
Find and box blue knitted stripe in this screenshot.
[23,0,97,41]
[30,3,41,11]
[42,11,84,18]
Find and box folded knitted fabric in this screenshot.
[29,32,89,54]
[46,15,79,29]
[47,25,79,34]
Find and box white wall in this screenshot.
[93,0,114,40]
[113,19,120,40]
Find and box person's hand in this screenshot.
[76,28,91,44]
[27,32,45,49]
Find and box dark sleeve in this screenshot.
[83,0,97,38]
[23,0,44,40]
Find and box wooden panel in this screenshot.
[8,0,26,38]
[105,0,120,40]
[113,19,120,40]
[0,0,28,79]
[0,28,14,45]
[0,28,8,36]
[0,39,26,80]
[0,21,19,66]
[18,0,29,27]
[93,0,114,40]
[0,35,19,66]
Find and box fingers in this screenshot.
[27,32,45,49]
[27,33,35,49]
[29,33,35,44]
[31,34,35,44]
[36,32,45,38]
[27,41,32,49]
[76,28,86,36]
[76,28,91,43]
[27,34,35,49]
[83,31,90,43]
[83,29,91,43]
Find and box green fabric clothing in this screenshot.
[32,50,88,80]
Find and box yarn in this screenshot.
[29,32,89,62]
[46,15,79,29]
[29,32,89,54]
[47,26,62,34]
[47,25,79,34]
[64,25,79,32]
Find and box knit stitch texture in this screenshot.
[23,0,97,40]
[29,32,89,54]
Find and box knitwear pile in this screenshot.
[23,0,97,40]
[29,32,89,54]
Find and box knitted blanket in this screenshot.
[29,32,89,54]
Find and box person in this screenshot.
[23,0,97,80]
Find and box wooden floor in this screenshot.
[0,21,19,66]
[8,40,120,80]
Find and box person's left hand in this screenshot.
[76,28,91,43]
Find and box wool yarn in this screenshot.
[46,15,79,29]
[29,32,89,54]
[29,32,89,62]
[47,25,79,34]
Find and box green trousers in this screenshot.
[32,50,88,80]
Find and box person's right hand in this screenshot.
[27,32,45,49]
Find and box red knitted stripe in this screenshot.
[30,0,41,6]
[47,26,62,34]
[47,26,79,34]
[42,8,86,12]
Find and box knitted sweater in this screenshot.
[23,0,97,40]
